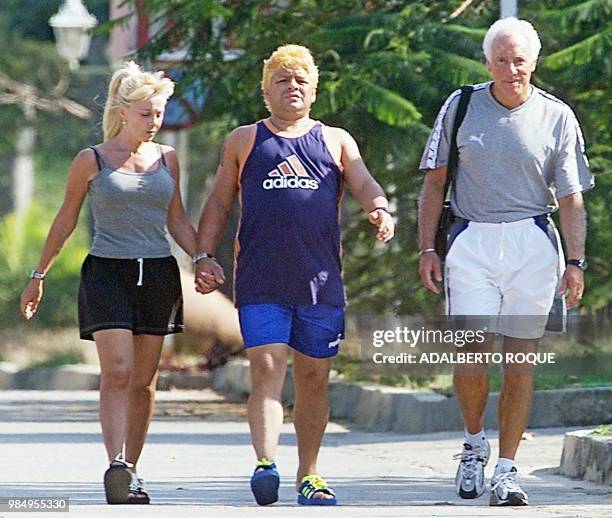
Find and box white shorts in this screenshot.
[445,217,560,339]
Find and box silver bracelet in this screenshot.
[193,252,217,264]
[418,248,436,256]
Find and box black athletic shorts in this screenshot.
[78,255,183,341]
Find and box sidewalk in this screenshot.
[0,390,609,517]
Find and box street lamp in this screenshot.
[501,0,518,18]
[49,0,98,70]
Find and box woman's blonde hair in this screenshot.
[261,45,319,109]
[102,61,175,141]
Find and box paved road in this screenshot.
[0,390,609,517]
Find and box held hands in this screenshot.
[368,208,395,242]
[418,251,443,294]
[560,265,584,310]
[20,280,44,320]
[194,257,226,294]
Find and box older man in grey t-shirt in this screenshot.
[418,18,593,507]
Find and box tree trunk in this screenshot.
[12,107,36,229]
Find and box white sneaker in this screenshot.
[453,439,491,499]
[490,467,528,506]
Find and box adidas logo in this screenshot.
[262,154,319,190]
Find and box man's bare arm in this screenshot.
[337,129,385,205]
[197,145,237,251]
[557,191,586,309]
[418,167,447,250]
[337,128,394,242]
[195,127,249,293]
[418,166,447,294]
[557,192,586,260]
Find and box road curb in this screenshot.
[2,359,609,436]
[212,360,612,434]
[0,363,211,390]
[0,361,19,389]
[560,430,612,485]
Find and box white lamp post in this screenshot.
[501,0,518,18]
[49,0,98,70]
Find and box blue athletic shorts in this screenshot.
[238,304,345,359]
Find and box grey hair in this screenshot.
[482,17,541,62]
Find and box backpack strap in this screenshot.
[443,85,474,201]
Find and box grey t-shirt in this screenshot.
[419,82,594,223]
[88,146,175,259]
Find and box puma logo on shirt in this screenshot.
[469,133,485,146]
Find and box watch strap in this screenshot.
[566,259,587,271]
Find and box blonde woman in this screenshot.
[20,62,196,505]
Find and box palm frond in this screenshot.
[573,89,610,102]
[364,28,389,49]
[538,0,611,32]
[316,77,422,128]
[431,50,490,84]
[439,24,486,43]
[324,12,397,31]
[543,27,612,69]
[310,26,378,53]
[421,23,485,58]
[354,78,422,127]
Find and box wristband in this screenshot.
[418,248,436,256]
[31,270,46,280]
[193,252,217,264]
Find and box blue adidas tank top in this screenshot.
[235,121,345,307]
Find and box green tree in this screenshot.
[126,0,490,313]
[524,0,611,313]
[125,0,610,316]
[0,25,96,329]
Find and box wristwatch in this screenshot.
[566,258,587,271]
[30,270,46,280]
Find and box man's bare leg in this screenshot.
[452,333,495,499]
[246,344,289,461]
[453,334,495,433]
[498,337,537,460]
[292,350,333,499]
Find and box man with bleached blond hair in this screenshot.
[194,44,394,506]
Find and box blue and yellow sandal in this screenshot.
[297,474,337,506]
[250,458,280,506]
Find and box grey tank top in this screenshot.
[87,145,175,258]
